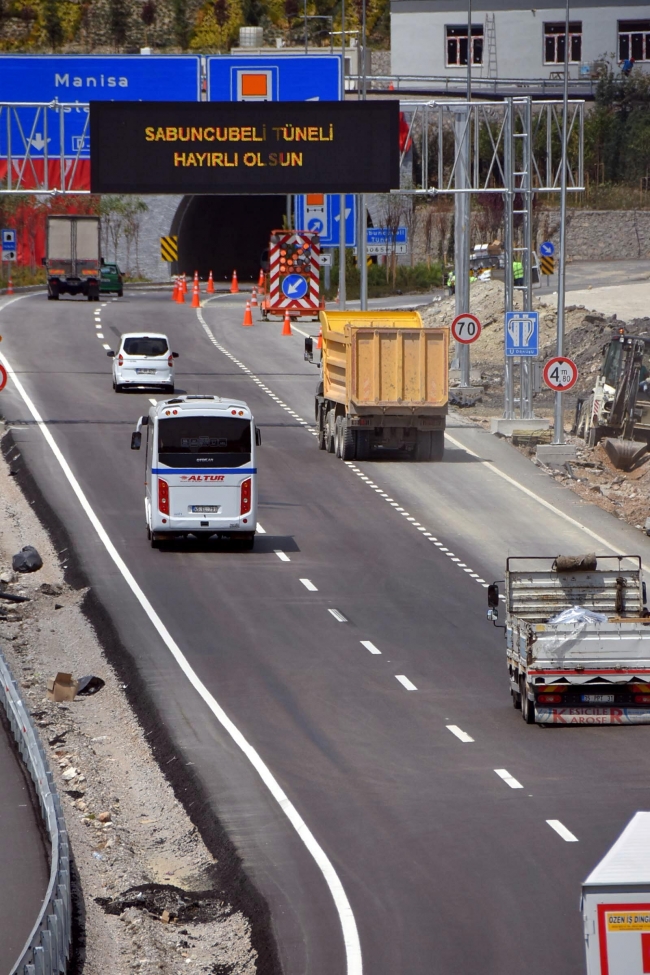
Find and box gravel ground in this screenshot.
[0,427,258,975]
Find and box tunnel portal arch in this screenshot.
[171,195,287,284]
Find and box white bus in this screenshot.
[131,394,261,549]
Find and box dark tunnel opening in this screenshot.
[173,195,287,284]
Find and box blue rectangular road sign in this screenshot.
[505,311,539,357]
[295,193,356,246]
[367,228,407,245]
[207,55,342,103]
[0,56,201,158]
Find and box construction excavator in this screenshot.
[574,329,650,470]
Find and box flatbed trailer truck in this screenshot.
[307,309,449,462]
[486,555,650,725]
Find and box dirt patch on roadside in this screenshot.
[0,425,266,975]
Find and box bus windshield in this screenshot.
[157,416,251,468]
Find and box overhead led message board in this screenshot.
[90,101,399,194]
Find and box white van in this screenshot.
[131,394,261,549]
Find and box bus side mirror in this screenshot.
[487,583,499,622]
[255,428,262,446]
[131,432,141,450]
[304,337,313,362]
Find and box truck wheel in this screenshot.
[521,680,535,724]
[150,533,161,549]
[334,416,343,458]
[415,431,433,462]
[118,289,123,298]
[512,686,522,710]
[341,419,356,460]
[355,430,371,461]
[326,411,336,453]
[430,430,444,461]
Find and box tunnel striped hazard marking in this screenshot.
[160,235,178,262]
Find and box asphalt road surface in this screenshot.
[0,708,50,972]
[1,287,650,975]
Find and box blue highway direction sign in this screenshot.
[0,55,201,158]
[207,55,342,103]
[296,194,356,247]
[367,228,407,245]
[505,310,539,357]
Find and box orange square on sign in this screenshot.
[241,74,268,97]
[306,194,324,206]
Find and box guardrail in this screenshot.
[0,648,72,975]
[348,74,596,99]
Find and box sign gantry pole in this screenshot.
[554,0,571,445]
[339,0,347,310]
[359,0,368,312]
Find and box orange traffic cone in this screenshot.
[231,270,239,294]
[193,270,200,291]
[317,328,323,350]
[191,280,200,308]
[281,312,292,336]
[171,278,178,302]
[181,275,187,294]
[250,287,258,308]
[258,268,265,291]
[319,293,325,309]
[207,271,215,294]
[7,277,13,295]
[242,301,253,327]
[178,280,185,304]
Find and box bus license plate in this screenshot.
[191,505,220,513]
[136,369,156,375]
[581,694,615,703]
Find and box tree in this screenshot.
[173,0,190,49]
[43,0,64,49]
[190,0,244,51]
[141,0,156,44]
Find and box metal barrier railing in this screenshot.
[0,648,72,975]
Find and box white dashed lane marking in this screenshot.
[328,608,347,622]
[494,768,524,789]
[396,675,417,691]
[274,550,291,562]
[446,725,474,743]
[300,578,318,592]
[546,820,579,842]
[360,640,381,655]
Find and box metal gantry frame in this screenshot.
[0,96,584,420]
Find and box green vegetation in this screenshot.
[325,257,444,301]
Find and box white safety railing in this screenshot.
[0,648,72,975]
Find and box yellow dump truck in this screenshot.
[305,310,449,461]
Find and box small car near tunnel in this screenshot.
[108,333,178,393]
[100,262,124,297]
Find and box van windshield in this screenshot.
[123,337,168,357]
[157,416,251,468]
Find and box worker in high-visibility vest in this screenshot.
[447,271,456,296]
[513,260,524,285]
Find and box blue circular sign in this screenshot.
[307,217,324,233]
[540,241,555,256]
[282,273,308,299]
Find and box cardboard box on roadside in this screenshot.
[47,672,79,702]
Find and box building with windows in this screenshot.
[390,2,650,80]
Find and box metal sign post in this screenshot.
[554,0,571,445]
[454,107,471,387]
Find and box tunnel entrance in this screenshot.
[173,195,287,284]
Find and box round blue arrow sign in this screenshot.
[540,241,555,256]
[307,217,324,233]
[282,273,308,299]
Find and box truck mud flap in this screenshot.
[536,707,650,725]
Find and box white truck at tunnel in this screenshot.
[486,555,650,725]
[131,394,261,549]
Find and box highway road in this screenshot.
[0,709,50,972]
[1,287,650,975]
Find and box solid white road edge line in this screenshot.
[494,768,524,789]
[446,725,474,743]
[0,342,363,975]
[546,819,579,842]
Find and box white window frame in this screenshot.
[543,22,582,65]
[445,25,484,68]
[618,20,650,63]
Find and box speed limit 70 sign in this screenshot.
[451,313,481,344]
[543,356,578,391]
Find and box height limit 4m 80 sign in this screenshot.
[90,101,399,194]
[543,356,578,391]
